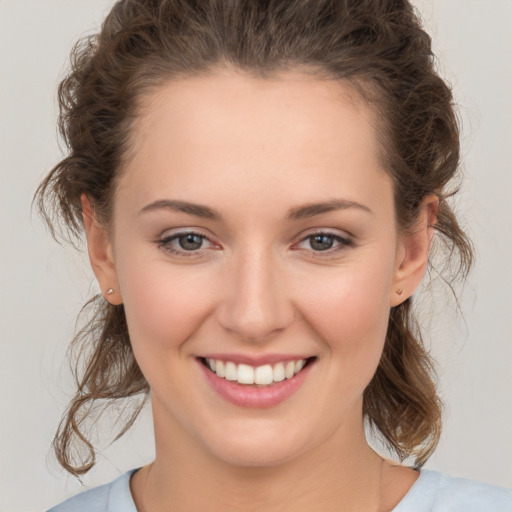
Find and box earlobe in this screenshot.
[81,195,122,305]
[390,195,439,307]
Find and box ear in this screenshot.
[390,195,438,307]
[81,195,122,305]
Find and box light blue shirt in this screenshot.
[48,468,512,511]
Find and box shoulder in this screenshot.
[394,469,512,512]
[46,469,138,512]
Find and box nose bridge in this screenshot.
[217,244,293,342]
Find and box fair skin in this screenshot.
[83,69,437,511]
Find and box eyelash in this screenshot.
[156,230,354,258]
[157,231,213,257]
[295,230,355,256]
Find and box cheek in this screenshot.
[116,252,218,355]
[295,258,394,379]
[118,260,223,401]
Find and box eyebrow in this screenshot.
[139,198,373,220]
[140,199,221,220]
[287,199,373,220]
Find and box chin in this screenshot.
[196,416,319,469]
[209,439,301,468]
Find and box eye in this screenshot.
[309,233,336,251]
[295,231,354,254]
[157,230,215,256]
[176,233,205,251]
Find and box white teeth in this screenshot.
[294,359,305,373]
[225,361,237,381]
[254,364,273,385]
[205,357,310,385]
[237,364,255,384]
[285,361,295,379]
[215,360,225,378]
[273,362,285,382]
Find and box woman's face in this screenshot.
[92,70,426,467]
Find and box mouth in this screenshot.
[198,356,317,387]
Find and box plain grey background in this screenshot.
[0,0,511,510]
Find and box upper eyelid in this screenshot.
[292,230,355,254]
[158,227,215,242]
[157,227,212,244]
[160,229,208,239]
[157,231,216,258]
[296,228,353,242]
[160,231,214,246]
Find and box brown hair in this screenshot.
[37,0,473,475]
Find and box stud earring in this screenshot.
[106,288,115,296]
[396,289,403,296]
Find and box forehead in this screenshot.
[132,69,378,152]
[117,70,392,218]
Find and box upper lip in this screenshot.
[197,353,314,366]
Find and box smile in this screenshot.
[202,357,310,386]
[198,356,316,408]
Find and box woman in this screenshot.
[37,0,511,510]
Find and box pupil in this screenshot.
[311,234,333,251]
[179,234,203,250]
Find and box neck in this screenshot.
[133,407,387,512]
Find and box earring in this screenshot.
[396,289,403,296]
[106,288,115,296]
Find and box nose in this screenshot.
[216,249,295,343]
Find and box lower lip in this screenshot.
[198,359,314,408]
